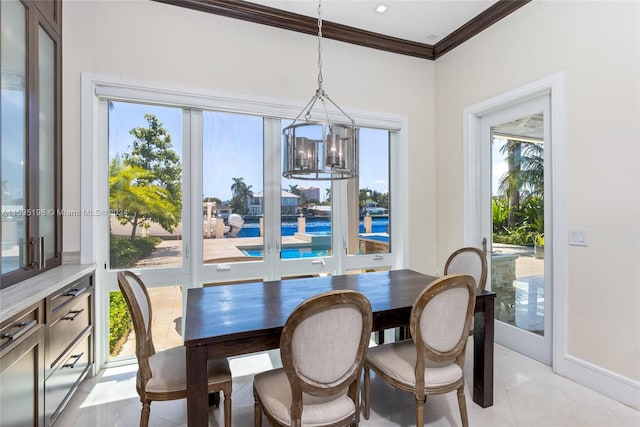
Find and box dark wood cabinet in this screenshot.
[45,274,94,425]
[0,267,94,426]
[1,0,63,288]
[0,302,45,427]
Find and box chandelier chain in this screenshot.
[317,0,323,90]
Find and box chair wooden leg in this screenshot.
[223,388,232,427]
[457,386,469,427]
[363,365,371,420]
[140,399,151,427]
[415,396,425,427]
[254,399,262,427]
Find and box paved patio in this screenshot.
[133,235,313,268]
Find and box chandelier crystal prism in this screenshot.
[282,0,358,180]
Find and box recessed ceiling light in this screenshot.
[374,3,388,14]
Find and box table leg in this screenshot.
[186,344,210,426]
[473,296,494,407]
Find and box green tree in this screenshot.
[324,188,331,203]
[110,114,182,240]
[230,177,253,215]
[110,164,180,240]
[203,196,222,205]
[497,139,543,227]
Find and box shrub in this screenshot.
[109,291,131,356]
[493,230,530,246]
[110,235,161,269]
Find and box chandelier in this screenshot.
[282,0,358,180]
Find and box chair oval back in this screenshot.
[410,274,476,363]
[444,247,487,291]
[117,271,155,382]
[280,290,372,398]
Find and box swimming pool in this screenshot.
[243,247,330,258]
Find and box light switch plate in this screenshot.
[569,229,588,246]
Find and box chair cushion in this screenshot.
[253,368,355,427]
[366,340,463,388]
[145,346,231,395]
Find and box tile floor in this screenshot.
[55,342,639,427]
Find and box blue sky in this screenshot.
[109,102,389,202]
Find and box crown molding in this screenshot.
[152,0,531,61]
[434,0,531,58]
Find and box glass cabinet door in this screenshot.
[1,0,28,275]
[1,0,62,286]
[38,26,57,265]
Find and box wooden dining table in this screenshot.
[184,269,496,426]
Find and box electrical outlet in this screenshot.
[569,229,588,246]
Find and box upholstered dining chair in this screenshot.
[444,246,487,291]
[117,271,232,427]
[445,246,487,336]
[253,290,373,427]
[363,274,476,427]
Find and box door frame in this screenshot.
[462,73,567,369]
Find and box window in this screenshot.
[201,111,264,264]
[108,102,183,270]
[84,76,406,365]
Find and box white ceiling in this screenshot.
[248,0,498,44]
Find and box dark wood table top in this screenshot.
[185,269,435,345]
[185,269,492,349]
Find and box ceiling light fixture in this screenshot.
[282,0,358,180]
[374,4,388,14]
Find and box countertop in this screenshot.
[1,264,96,321]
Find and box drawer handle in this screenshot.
[62,309,84,321]
[63,287,88,298]
[63,352,84,369]
[1,320,37,341]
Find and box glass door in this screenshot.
[480,94,552,365]
[105,101,189,362]
[198,110,269,284]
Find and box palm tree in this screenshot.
[230,177,253,215]
[498,139,544,227]
[288,184,300,196]
[231,177,246,199]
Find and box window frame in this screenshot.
[80,73,409,368]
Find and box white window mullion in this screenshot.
[264,118,282,281]
[189,110,204,287]
[332,180,347,275]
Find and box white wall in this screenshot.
[435,0,640,399]
[62,1,437,273]
[63,0,640,407]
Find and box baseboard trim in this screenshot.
[555,353,640,410]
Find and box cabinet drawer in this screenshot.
[49,275,92,320]
[1,302,44,355]
[45,333,91,424]
[48,294,91,369]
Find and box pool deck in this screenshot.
[133,235,311,267]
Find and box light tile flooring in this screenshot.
[56,343,640,427]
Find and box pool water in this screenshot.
[243,247,330,258]
[237,218,389,238]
